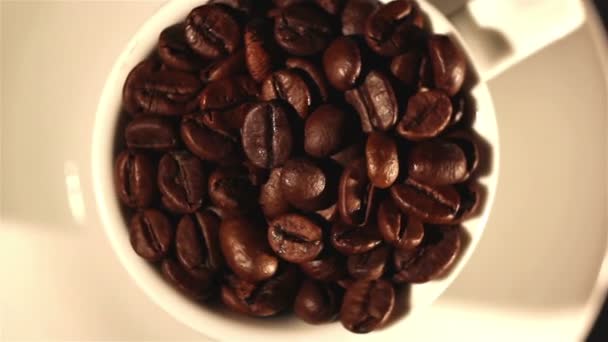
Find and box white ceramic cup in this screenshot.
[92,0,584,340]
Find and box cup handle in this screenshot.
[446,0,586,81]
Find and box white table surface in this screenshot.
[1,1,607,341]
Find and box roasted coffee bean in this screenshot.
[338,159,375,226]
[341,0,380,35]
[397,90,452,140]
[323,36,363,91]
[428,34,466,96]
[209,0,254,14]
[125,116,178,150]
[268,214,324,263]
[390,51,422,87]
[340,279,395,333]
[274,4,334,56]
[158,23,205,72]
[245,18,281,82]
[345,70,397,132]
[261,69,313,118]
[377,198,424,250]
[242,101,293,169]
[115,151,156,208]
[295,280,340,324]
[408,140,468,185]
[364,0,422,56]
[316,0,345,14]
[161,258,215,301]
[365,132,399,189]
[131,69,201,115]
[316,203,338,222]
[347,244,389,280]
[390,178,461,224]
[200,76,258,111]
[221,265,299,316]
[285,57,330,102]
[259,167,291,219]
[305,104,347,158]
[300,248,346,281]
[451,182,480,223]
[330,222,382,255]
[158,151,205,213]
[185,4,241,59]
[280,158,331,211]
[200,50,247,83]
[176,211,223,273]
[331,143,364,167]
[202,102,254,140]
[208,166,258,213]
[123,58,162,114]
[129,209,174,261]
[220,217,279,282]
[181,114,239,162]
[393,225,461,283]
[445,130,479,178]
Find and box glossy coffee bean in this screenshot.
[274,4,334,56]
[220,217,279,282]
[345,70,397,132]
[347,244,389,280]
[365,132,399,189]
[222,265,299,316]
[208,167,258,214]
[200,50,247,83]
[245,18,281,82]
[330,222,382,255]
[340,279,395,333]
[261,69,312,119]
[185,4,241,59]
[377,198,424,250]
[242,101,293,169]
[397,90,452,140]
[176,211,223,273]
[390,178,461,224]
[341,0,380,35]
[323,36,363,91]
[133,70,201,115]
[408,140,468,185]
[158,23,204,72]
[129,209,174,262]
[259,167,291,219]
[330,143,364,167]
[201,102,254,140]
[200,75,258,111]
[428,34,466,96]
[364,0,421,56]
[305,104,347,158]
[393,225,461,283]
[181,114,239,163]
[123,58,162,114]
[114,151,155,208]
[268,214,324,263]
[316,0,345,14]
[280,158,331,211]
[294,280,340,324]
[390,51,422,87]
[285,57,330,102]
[338,159,375,226]
[299,249,346,281]
[158,151,205,214]
[161,258,214,301]
[125,116,178,150]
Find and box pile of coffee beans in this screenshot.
[114,0,481,334]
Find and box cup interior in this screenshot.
[92,0,500,340]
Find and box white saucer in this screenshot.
[1,1,606,340]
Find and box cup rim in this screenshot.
[91,0,500,339]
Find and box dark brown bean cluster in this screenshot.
[114,0,481,334]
